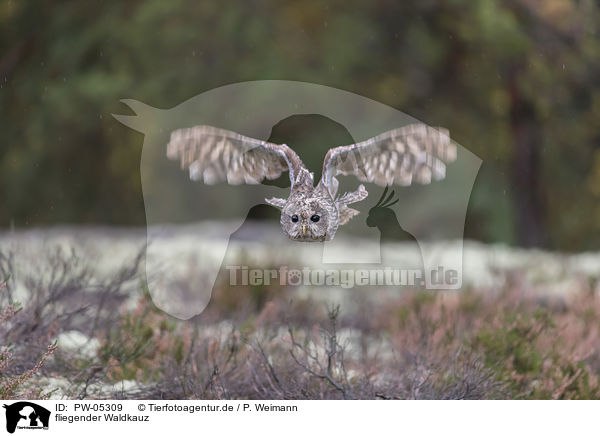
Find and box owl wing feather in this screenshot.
[166,125,304,186]
[320,123,456,194]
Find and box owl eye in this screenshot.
[291,215,299,222]
[310,214,320,222]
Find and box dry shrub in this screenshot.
[4,242,600,400]
[0,279,57,399]
[0,246,144,399]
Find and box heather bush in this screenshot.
[0,278,57,399]
[3,241,600,399]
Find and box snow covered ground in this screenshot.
[2,223,599,301]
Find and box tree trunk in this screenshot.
[508,70,546,247]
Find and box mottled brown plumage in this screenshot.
[166,123,456,241]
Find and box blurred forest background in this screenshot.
[1,0,599,251]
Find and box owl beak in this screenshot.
[302,223,307,236]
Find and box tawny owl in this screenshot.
[166,123,456,242]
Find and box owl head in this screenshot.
[267,193,331,242]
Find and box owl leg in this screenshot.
[336,184,368,225]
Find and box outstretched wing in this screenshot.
[166,125,304,186]
[320,123,456,194]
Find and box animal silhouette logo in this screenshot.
[112,80,482,319]
[367,186,424,273]
[3,402,50,433]
[366,186,420,242]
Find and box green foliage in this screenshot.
[98,293,177,382]
[472,305,599,399]
[1,1,600,249]
[474,312,546,376]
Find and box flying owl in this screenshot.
[166,123,456,242]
